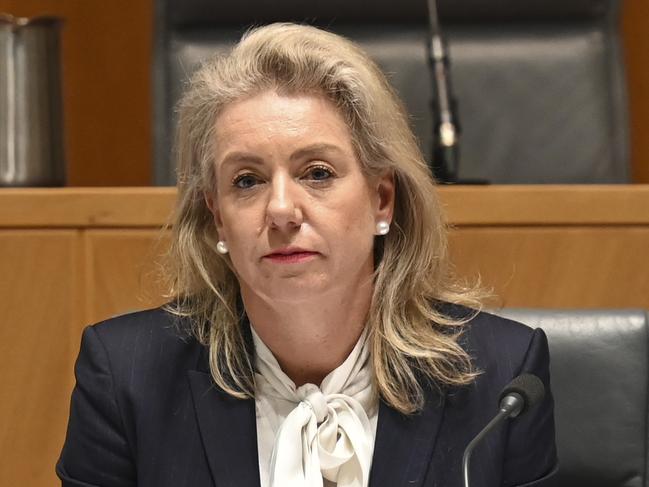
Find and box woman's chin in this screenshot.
[244,275,333,304]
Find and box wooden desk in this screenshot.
[1,185,648,486]
[441,185,649,308]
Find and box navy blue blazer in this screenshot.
[57,305,558,487]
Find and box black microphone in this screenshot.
[462,374,546,487]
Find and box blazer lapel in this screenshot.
[187,349,261,487]
[369,388,446,487]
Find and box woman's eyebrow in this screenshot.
[219,143,345,168]
[220,152,265,168]
[290,143,345,161]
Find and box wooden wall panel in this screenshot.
[622,0,649,183]
[85,229,169,324]
[0,230,83,487]
[449,226,649,308]
[0,0,153,186]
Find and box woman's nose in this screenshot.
[265,175,303,230]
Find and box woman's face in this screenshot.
[206,90,394,303]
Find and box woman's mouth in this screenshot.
[263,250,320,264]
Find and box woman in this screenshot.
[57,23,557,487]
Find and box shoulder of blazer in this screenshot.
[88,305,207,389]
[436,302,541,380]
[438,301,535,346]
[91,305,195,345]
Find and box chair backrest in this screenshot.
[153,0,630,185]
[498,309,649,487]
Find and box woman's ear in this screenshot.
[374,171,395,224]
[204,191,224,231]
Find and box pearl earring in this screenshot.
[375,221,390,236]
[216,241,229,254]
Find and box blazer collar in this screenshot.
[188,317,261,487]
[188,364,261,487]
[369,387,446,487]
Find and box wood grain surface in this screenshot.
[1,185,648,227]
[622,0,649,184]
[0,230,84,486]
[84,229,170,324]
[450,226,649,308]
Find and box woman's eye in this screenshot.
[305,165,334,181]
[233,174,260,189]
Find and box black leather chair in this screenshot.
[499,309,649,487]
[153,0,630,185]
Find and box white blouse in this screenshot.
[251,326,379,487]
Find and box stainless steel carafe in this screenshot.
[0,14,65,186]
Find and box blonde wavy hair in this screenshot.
[164,22,482,414]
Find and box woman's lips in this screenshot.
[263,251,319,264]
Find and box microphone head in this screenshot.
[499,374,545,416]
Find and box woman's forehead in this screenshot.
[212,91,356,164]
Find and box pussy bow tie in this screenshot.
[254,330,375,487]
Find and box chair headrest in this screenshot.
[163,0,614,28]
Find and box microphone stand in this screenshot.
[426,0,487,184]
[461,394,523,487]
[427,0,459,183]
[462,374,545,487]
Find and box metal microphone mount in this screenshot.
[426,0,460,183]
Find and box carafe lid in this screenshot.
[0,13,63,28]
